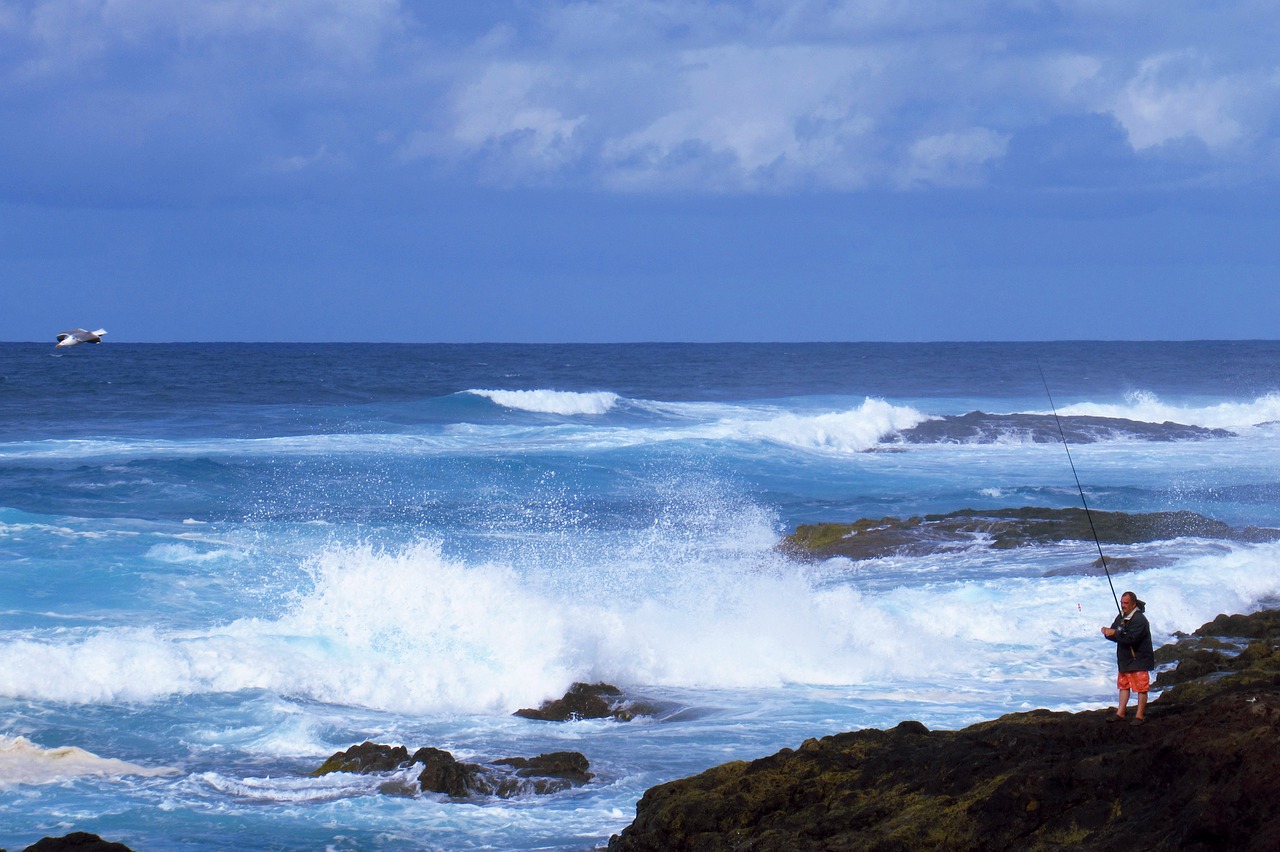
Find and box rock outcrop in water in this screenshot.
[514,681,659,722]
[312,741,593,799]
[607,609,1280,851]
[781,506,1280,564]
[897,411,1232,444]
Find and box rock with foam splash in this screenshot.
[514,682,659,722]
[312,742,594,799]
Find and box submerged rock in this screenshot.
[781,506,1280,564]
[607,608,1280,851]
[514,682,659,722]
[311,742,594,799]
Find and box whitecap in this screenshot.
[466,389,621,416]
[707,398,933,453]
[1058,391,1280,431]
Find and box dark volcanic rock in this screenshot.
[899,411,1232,444]
[22,835,134,852]
[412,747,595,798]
[311,742,594,799]
[514,681,658,722]
[312,741,412,776]
[411,747,477,797]
[781,506,1280,564]
[608,609,1280,852]
[1154,608,1280,697]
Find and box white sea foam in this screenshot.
[0,735,175,789]
[700,398,932,453]
[466,389,621,416]
[1058,391,1280,431]
[146,543,247,564]
[193,768,392,803]
[2,533,1277,715]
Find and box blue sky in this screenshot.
[3,0,1278,342]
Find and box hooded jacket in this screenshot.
[1107,604,1155,672]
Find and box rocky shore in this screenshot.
[607,608,1280,851]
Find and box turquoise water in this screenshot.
[3,342,1280,850]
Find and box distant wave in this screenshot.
[465,389,621,416]
[0,735,174,789]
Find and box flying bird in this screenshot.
[55,328,107,347]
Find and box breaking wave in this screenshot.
[3,534,1279,715]
[465,389,621,416]
[1058,391,1280,431]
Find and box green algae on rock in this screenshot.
[780,506,1280,564]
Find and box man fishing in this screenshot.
[1101,591,1155,725]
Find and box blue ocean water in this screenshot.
[3,341,1280,850]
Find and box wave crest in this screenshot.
[466,389,620,416]
[1059,391,1280,431]
[718,398,931,453]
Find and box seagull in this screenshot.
[55,328,107,347]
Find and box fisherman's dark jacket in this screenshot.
[1108,609,1155,672]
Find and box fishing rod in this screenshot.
[1037,362,1122,614]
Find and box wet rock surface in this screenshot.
[608,608,1280,852]
[514,681,660,722]
[781,506,1280,564]
[897,411,1232,444]
[312,741,594,799]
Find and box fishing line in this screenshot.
[1037,361,1122,614]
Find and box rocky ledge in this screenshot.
[781,506,1280,564]
[896,411,1231,445]
[312,741,592,799]
[608,608,1280,851]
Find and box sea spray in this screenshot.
[6,342,1280,852]
[1058,390,1280,431]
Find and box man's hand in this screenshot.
[1101,627,1116,637]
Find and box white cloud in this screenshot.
[452,63,585,160]
[7,0,403,82]
[899,127,1009,188]
[268,144,335,174]
[3,0,1280,200]
[1111,52,1245,150]
[597,44,883,191]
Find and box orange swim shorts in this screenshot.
[1117,670,1150,693]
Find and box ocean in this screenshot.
[3,341,1279,850]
